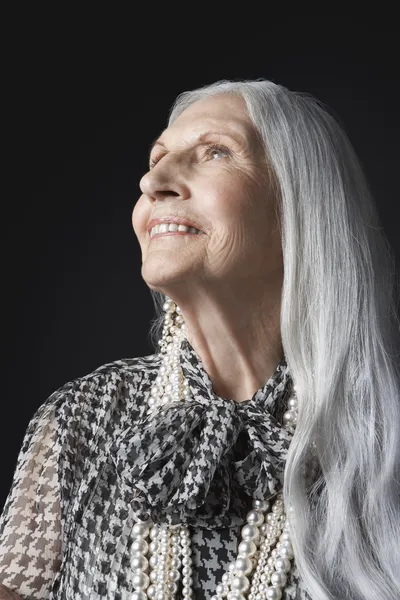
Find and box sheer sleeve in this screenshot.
[0,402,62,599]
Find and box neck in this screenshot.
[164,280,284,403]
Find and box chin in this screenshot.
[142,265,188,291]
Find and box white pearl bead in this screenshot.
[131,555,149,570]
[241,524,260,541]
[216,583,229,597]
[265,587,282,599]
[149,541,159,554]
[146,584,157,599]
[270,571,287,587]
[274,557,291,572]
[231,574,250,592]
[252,499,269,512]
[283,409,297,426]
[130,592,147,600]
[170,556,181,569]
[246,510,264,526]
[182,585,193,597]
[279,545,294,559]
[169,569,180,582]
[182,576,193,587]
[234,556,253,575]
[227,592,246,600]
[180,536,191,547]
[272,503,283,514]
[260,523,269,535]
[167,581,178,594]
[132,539,149,554]
[132,571,150,590]
[149,555,158,568]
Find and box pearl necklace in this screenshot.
[135,297,300,600]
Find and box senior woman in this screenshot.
[0,79,399,600]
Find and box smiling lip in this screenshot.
[147,216,204,234]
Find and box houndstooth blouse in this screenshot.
[0,338,310,599]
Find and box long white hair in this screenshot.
[146,80,400,599]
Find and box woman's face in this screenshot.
[132,94,283,295]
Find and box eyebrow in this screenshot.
[148,129,245,159]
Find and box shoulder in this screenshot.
[31,352,161,440]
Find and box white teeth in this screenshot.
[150,222,203,237]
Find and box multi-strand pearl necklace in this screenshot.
[135,297,300,600]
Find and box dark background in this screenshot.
[2,15,400,508]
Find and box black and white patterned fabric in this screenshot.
[0,338,310,599]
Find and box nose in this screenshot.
[139,159,190,202]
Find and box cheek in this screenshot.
[200,187,252,265]
[200,170,278,267]
[201,173,260,235]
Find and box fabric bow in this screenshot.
[109,390,293,528]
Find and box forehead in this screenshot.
[161,94,258,147]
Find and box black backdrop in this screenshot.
[3,15,400,509]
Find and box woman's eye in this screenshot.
[205,144,231,161]
[149,156,161,169]
[148,144,231,169]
